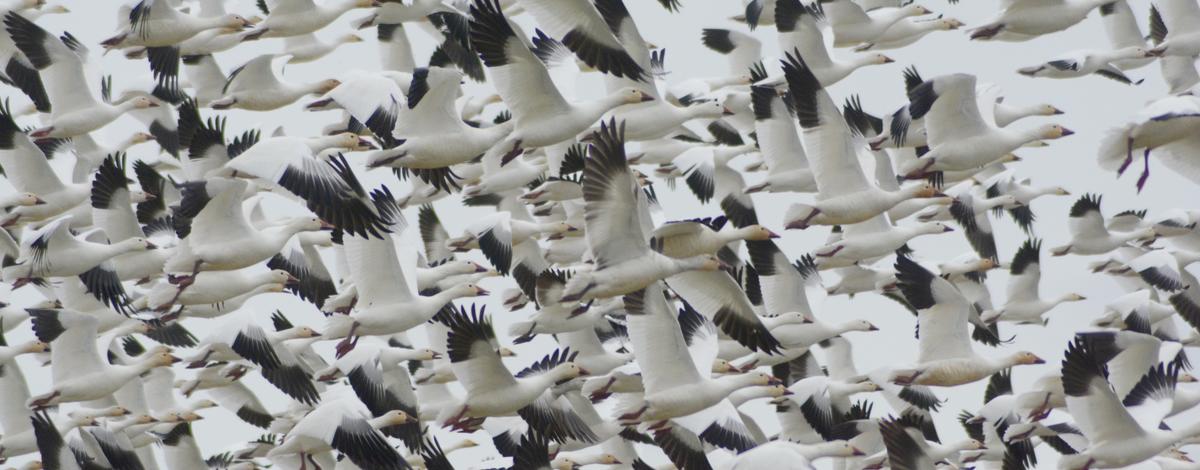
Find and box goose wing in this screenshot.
[894,256,974,362]
[624,284,703,396]
[468,0,571,120]
[582,120,650,268]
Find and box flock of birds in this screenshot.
[0,0,1198,469]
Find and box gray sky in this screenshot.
[2,0,1199,468]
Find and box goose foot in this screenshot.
[500,140,524,166]
[816,245,844,258]
[969,23,1004,40]
[786,208,821,230]
[569,300,594,318]
[1136,147,1152,192]
[892,372,921,386]
[29,390,60,409]
[618,404,648,422]
[1117,136,1134,175]
[589,377,617,403]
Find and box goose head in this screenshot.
[840,319,880,334]
[118,237,158,252]
[263,269,297,287]
[15,340,49,355]
[552,362,589,383]
[372,410,412,428]
[819,441,868,458]
[687,101,728,119]
[448,283,490,298]
[899,4,932,17]
[314,79,343,95]
[125,96,161,111]
[860,53,895,66]
[907,183,945,199]
[286,326,322,339]
[1034,124,1074,141]
[682,253,725,272]
[613,87,655,104]
[713,359,737,373]
[916,221,954,235]
[9,192,44,207]
[1008,351,1046,366]
[935,17,965,30]
[735,224,780,241]
[142,351,183,369]
[190,399,219,411]
[217,13,254,29]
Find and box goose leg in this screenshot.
[334,323,360,358]
[1118,136,1134,175]
[1136,147,1152,192]
[618,404,648,422]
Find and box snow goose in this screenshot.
[0,103,87,225]
[1017,47,1152,84]
[1098,0,1156,71]
[560,121,723,302]
[317,340,430,450]
[777,54,942,230]
[1097,94,1200,192]
[606,100,731,143]
[359,68,513,191]
[248,0,377,40]
[1053,194,1157,256]
[144,268,292,312]
[221,135,398,239]
[267,396,411,470]
[822,0,931,47]
[468,0,652,159]
[187,316,322,405]
[0,406,126,461]
[813,222,954,268]
[210,54,341,111]
[982,171,1070,233]
[896,73,1073,180]
[2,216,152,310]
[163,177,324,274]
[26,308,180,408]
[1057,337,1200,469]
[4,13,159,139]
[985,239,1085,325]
[890,256,1045,387]
[969,0,1114,41]
[744,85,815,194]
[514,0,647,80]
[324,228,487,357]
[856,15,964,51]
[619,285,777,428]
[698,29,761,78]
[90,154,172,282]
[100,0,251,49]
[436,305,597,443]
[281,32,363,63]
[939,191,1017,261]
[774,0,894,86]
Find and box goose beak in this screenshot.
[768,230,781,239]
[475,287,490,296]
[33,196,46,205]
[767,376,784,385]
[1059,127,1075,136]
[169,355,183,364]
[1051,106,1065,115]
[431,351,443,360]
[145,241,158,249]
[1147,46,1166,57]
[1032,356,1046,364]
[286,274,301,285]
[319,220,337,230]
[722,107,735,116]
[356,138,376,150]
[305,98,335,110]
[881,56,895,63]
[640,94,655,103]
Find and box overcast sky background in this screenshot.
[1,0,1199,468]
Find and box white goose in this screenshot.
[744,85,815,194]
[986,239,1086,325]
[1053,194,1156,256]
[2,215,152,310]
[822,0,931,47]
[89,154,172,282]
[618,283,779,424]
[100,0,251,49]
[560,121,722,302]
[896,73,1073,180]
[4,12,159,139]
[889,256,1045,387]
[143,268,292,311]
[186,315,322,405]
[248,0,377,39]
[1097,94,1200,192]
[969,0,1113,41]
[0,103,87,224]
[778,55,942,230]
[324,228,487,358]
[221,134,396,239]
[813,222,954,268]
[282,32,362,63]
[1057,337,1200,469]
[26,308,180,408]
[163,177,325,274]
[856,16,963,51]
[1017,47,1151,84]
[467,0,652,159]
[210,54,341,110]
[266,396,411,470]
[436,306,596,443]
[774,0,894,86]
